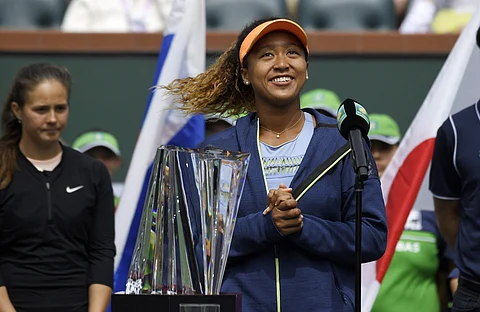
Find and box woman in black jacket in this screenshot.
[0,63,115,312]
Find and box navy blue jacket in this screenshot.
[199,109,388,312]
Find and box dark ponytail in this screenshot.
[0,63,71,190]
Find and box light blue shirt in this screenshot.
[260,112,314,191]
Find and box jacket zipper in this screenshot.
[46,182,52,222]
[274,245,281,312]
[256,119,281,312]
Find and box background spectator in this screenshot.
[400,0,480,33]
[72,130,122,208]
[368,114,452,312]
[61,0,172,32]
[300,88,341,118]
[205,114,236,138]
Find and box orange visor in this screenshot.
[239,19,309,67]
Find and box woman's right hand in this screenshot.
[271,198,303,236]
[264,184,303,236]
[0,286,16,312]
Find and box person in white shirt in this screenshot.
[61,0,172,33]
[400,0,480,33]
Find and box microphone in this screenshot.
[477,26,480,49]
[337,98,370,181]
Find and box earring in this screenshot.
[244,81,249,85]
[17,119,22,124]
[306,75,309,80]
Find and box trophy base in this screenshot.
[111,294,242,312]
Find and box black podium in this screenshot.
[111,294,242,312]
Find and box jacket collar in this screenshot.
[17,143,69,184]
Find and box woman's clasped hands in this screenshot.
[263,184,303,236]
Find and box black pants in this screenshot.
[452,277,480,312]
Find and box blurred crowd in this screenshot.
[0,0,479,34]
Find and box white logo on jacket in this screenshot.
[66,185,84,193]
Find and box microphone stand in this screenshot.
[354,173,365,312]
[348,129,369,312]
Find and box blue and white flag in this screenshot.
[113,0,206,292]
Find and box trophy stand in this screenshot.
[111,293,242,312]
[114,146,250,312]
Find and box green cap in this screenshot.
[300,89,341,117]
[368,114,401,145]
[205,113,236,126]
[72,131,121,156]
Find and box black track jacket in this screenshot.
[0,146,115,311]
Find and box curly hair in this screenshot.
[0,63,72,190]
[161,17,307,118]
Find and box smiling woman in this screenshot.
[0,63,115,312]
[162,18,387,312]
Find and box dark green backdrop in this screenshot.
[0,53,446,181]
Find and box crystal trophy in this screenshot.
[125,145,250,299]
[192,147,250,295]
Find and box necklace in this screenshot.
[260,112,304,139]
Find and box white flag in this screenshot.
[362,7,480,311]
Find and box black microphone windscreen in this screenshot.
[337,98,370,140]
